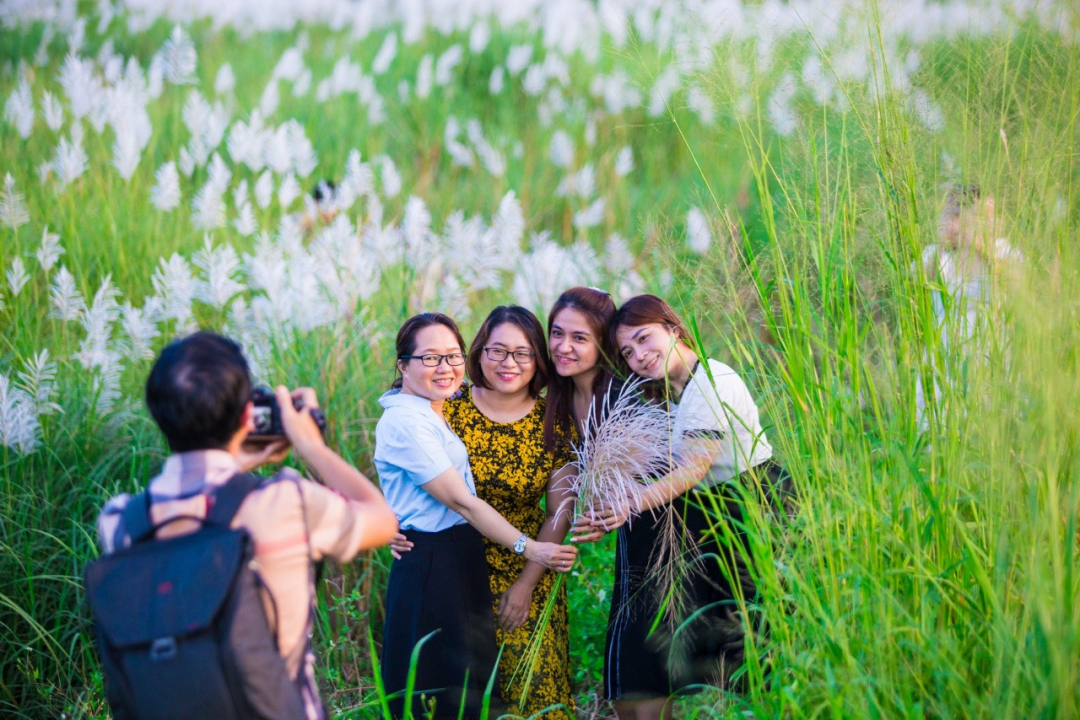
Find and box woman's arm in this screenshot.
[571,438,721,542]
[497,464,577,630]
[423,468,578,572]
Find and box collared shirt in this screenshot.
[672,358,773,485]
[374,389,476,532]
[97,449,373,720]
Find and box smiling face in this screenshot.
[548,307,601,380]
[615,322,683,381]
[398,324,465,402]
[479,322,537,397]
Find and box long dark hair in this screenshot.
[543,286,617,452]
[466,305,549,399]
[391,312,467,390]
[610,294,697,403]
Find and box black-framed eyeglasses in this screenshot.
[400,353,467,367]
[483,347,535,364]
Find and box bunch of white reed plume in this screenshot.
[569,376,680,523]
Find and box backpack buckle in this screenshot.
[149,636,177,662]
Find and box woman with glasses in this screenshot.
[389,306,579,718]
[375,312,577,720]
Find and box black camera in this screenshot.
[249,386,328,439]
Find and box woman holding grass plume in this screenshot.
[374,312,577,720]
[572,295,791,720]
[388,306,579,718]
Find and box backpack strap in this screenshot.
[119,491,154,547]
[206,473,265,527]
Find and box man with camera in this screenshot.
[91,331,398,719]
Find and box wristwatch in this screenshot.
[512,533,527,555]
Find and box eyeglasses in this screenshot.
[483,347,535,364]
[401,353,467,367]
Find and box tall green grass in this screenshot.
[0,7,1077,720]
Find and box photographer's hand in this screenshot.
[276,386,398,547]
[237,438,290,472]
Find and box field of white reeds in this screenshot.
[1,0,1078,717]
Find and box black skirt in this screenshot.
[381,523,502,719]
[603,461,791,700]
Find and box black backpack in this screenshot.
[84,473,308,719]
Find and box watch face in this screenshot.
[514,537,526,553]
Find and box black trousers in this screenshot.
[604,461,792,700]
[381,524,502,719]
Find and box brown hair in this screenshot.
[391,312,467,390]
[610,295,697,402]
[543,286,617,452]
[466,305,549,398]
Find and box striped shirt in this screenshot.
[97,449,372,719]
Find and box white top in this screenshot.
[922,239,1021,353]
[671,358,773,485]
[374,390,476,532]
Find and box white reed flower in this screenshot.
[36,226,63,272]
[151,253,196,328]
[372,32,397,75]
[7,257,29,297]
[192,178,227,230]
[150,161,181,211]
[292,68,311,97]
[558,164,596,199]
[573,197,605,229]
[75,274,121,370]
[402,195,432,255]
[278,173,300,209]
[1,173,30,230]
[286,120,317,177]
[121,300,160,360]
[41,91,64,131]
[91,362,123,417]
[235,200,258,236]
[550,130,574,168]
[342,149,374,201]
[147,54,164,98]
[605,233,635,275]
[614,146,634,176]
[159,25,197,85]
[469,23,491,54]
[522,64,546,95]
[4,78,35,139]
[687,206,712,254]
[379,156,401,198]
[767,72,799,137]
[0,374,42,455]
[489,66,505,94]
[214,63,235,95]
[416,54,433,99]
[687,84,717,125]
[228,111,267,171]
[254,170,274,209]
[108,85,152,180]
[444,117,475,168]
[435,44,463,87]
[512,232,599,312]
[507,44,533,76]
[49,266,85,321]
[16,349,61,417]
[648,66,680,117]
[492,190,525,260]
[59,54,99,120]
[907,88,945,132]
[52,133,88,188]
[272,47,304,83]
[193,235,244,308]
[259,79,279,117]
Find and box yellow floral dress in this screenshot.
[444,389,576,719]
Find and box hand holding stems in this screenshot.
[569,500,633,544]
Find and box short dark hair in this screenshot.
[391,313,467,390]
[466,306,549,399]
[145,332,252,453]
